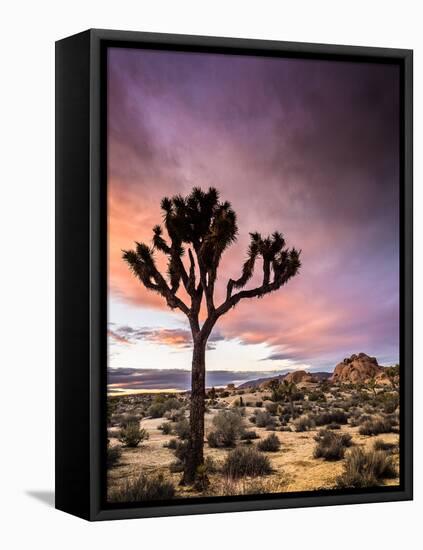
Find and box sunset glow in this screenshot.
[107,48,400,393]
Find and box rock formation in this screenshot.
[330,353,384,384]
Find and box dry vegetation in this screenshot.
[107,378,400,502]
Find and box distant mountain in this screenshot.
[237,370,331,389]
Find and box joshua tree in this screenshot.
[279,380,298,418]
[368,377,377,397]
[386,364,399,390]
[123,187,301,485]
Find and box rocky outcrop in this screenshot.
[330,353,384,384]
[284,370,317,384]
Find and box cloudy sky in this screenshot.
[107,47,400,393]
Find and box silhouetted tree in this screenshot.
[123,187,301,485]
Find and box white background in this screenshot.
[0,1,421,548]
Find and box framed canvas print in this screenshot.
[55,29,413,521]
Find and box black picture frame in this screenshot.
[55,28,413,521]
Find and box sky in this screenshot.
[107,47,400,393]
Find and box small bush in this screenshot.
[327,423,341,430]
[174,418,190,440]
[147,397,182,419]
[109,473,175,502]
[119,414,142,428]
[313,410,348,426]
[265,402,279,415]
[159,421,173,435]
[222,447,272,479]
[240,430,259,441]
[164,437,178,449]
[118,423,149,448]
[255,401,263,408]
[107,445,122,468]
[164,408,185,422]
[255,410,273,428]
[294,415,314,432]
[336,448,397,488]
[207,410,244,447]
[313,430,350,460]
[358,416,393,436]
[257,433,281,452]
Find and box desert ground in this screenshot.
[107,368,400,502]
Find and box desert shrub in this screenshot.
[308,392,324,402]
[313,430,346,460]
[340,432,353,447]
[336,448,397,488]
[119,414,142,428]
[294,415,314,432]
[255,401,263,408]
[164,438,178,449]
[240,430,259,441]
[147,397,182,418]
[359,416,393,436]
[220,391,230,398]
[373,439,397,452]
[265,402,279,415]
[159,421,174,435]
[107,445,122,468]
[222,447,272,479]
[257,433,281,452]
[292,390,305,402]
[207,410,244,447]
[279,426,292,432]
[207,431,222,448]
[255,410,273,428]
[109,473,175,502]
[118,423,149,447]
[174,418,190,440]
[164,408,185,422]
[313,410,348,426]
[327,423,341,430]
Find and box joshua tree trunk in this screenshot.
[182,338,207,485]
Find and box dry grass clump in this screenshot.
[313,429,352,460]
[358,416,393,436]
[336,447,397,488]
[109,473,175,502]
[222,447,272,479]
[257,433,281,452]
[252,409,277,429]
[294,415,314,432]
[313,410,349,426]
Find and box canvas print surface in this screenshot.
[106,47,400,503]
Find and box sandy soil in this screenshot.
[107,388,400,499]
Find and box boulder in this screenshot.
[330,352,383,384]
